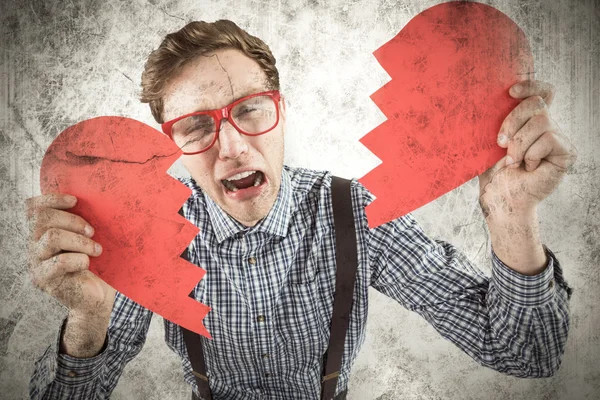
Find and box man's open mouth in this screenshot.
[221,170,265,192]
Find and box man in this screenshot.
[27,20,575,399]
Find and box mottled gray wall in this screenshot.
[1,0,598,399]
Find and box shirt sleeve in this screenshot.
[29,291,154,399]
[368,212,572,378]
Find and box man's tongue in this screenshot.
[223,171,262,192]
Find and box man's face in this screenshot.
[162,48,285,226]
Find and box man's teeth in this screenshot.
[223,180,238,192]
[253,173,262,186]
[222,171,263,192]
[228,170,256,181]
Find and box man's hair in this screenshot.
[140,20,280,124]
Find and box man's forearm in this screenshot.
[486,208,548,276]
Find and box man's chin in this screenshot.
[220,191,275,227]
[224,206,269,227]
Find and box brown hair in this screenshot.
[140,20,280,123]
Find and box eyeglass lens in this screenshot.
[171,95,278,153]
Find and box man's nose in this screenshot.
[217,119,248,160]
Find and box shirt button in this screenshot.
[549,279,555,288]
[265,373,270,377]
[262,353,270,359]
[248,257,257,265]
[257,315,266,323]
[67,370,77,378]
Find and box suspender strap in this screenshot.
[179,207,212,400]
[321,176,359,400]
[182,325,212,400]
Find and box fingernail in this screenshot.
[505,155,515,166]
[84,225,94,237]
[511,85,521,95]
[497,134,507,146]
[66,195,77,204]
[95,243,103,254]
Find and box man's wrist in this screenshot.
[483,201,537,225]
[60,310,111,358]
[486,207,547,275]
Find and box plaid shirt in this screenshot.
[30,166,572,400]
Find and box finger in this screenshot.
[31,253,90,290]
[505,113,558,168]
[36,228,102,261]
[29,208,95,241]
[479,153,509,187]
[521,132,556,172]
[26,193,77,217]
[478,156,516,218]
[548,130,579,170]
[509,80,556,106]
[497,95,548,148]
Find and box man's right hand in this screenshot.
[26,193,116,357]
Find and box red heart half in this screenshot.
[40,116,211,338]
[359,1,534,228]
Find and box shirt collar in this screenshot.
[203,168,292,243]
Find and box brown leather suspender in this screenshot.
[181,325,212,400]
[320,177,358,400]
[178,208,213,400]
[181,176,358,400]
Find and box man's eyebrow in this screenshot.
[237,88,261,99]
[190,87,268,113]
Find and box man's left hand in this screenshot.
[478,80,577,219]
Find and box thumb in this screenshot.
[478,155,511,216]
[480,155,509,182]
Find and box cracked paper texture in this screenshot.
[1,0,598,399]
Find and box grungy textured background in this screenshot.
[1,0,598,399]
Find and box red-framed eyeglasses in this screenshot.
[161,90,282,155]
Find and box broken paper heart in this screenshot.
[360,1,534,228]
[40,116,211,338]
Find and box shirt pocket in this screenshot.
[287,251,320,284]
[275,257,329,361]
[275,280,328,358]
